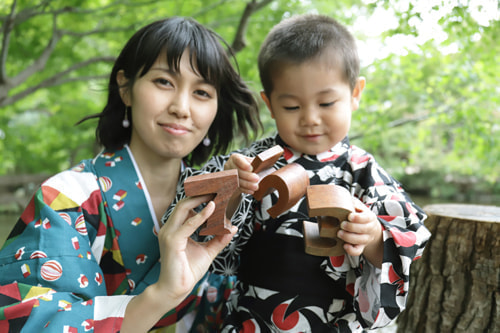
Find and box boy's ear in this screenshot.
[116,70,131,106]
[351,77,366,111]
[260,91,275,119]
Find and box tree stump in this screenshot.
[397,204,500,333]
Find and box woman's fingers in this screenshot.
[203,225,238,259]
[177,199,215,238]
[163,195,214,238]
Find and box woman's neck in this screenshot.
[128,145,183,222]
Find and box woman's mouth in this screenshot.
[161,123,189,135]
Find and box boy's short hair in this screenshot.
[258,14,360,95]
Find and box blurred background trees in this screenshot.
[1,0,499,203]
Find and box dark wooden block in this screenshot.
[184,169,238,235]
[303,220,344,256]
[303,184,354,256]
[253,163,309,218]
[251,145,284,174]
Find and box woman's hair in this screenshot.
[79,16,261,165]
[258,14,360,96]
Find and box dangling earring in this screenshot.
[202,136,211,147]
[122,106,130,128]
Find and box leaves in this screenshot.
[0,0,498,199]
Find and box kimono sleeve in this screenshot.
[325,151,431,329]
[0,170,132,332]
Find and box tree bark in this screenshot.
[397,204,500,333]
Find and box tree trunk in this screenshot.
[397,204,500,333]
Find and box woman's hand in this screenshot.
[156,195,237,302]
[122,195,236,332]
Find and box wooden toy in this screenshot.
[251,145,284,178]
[184,169,238,235]
[253,163,309,218]
[303,184,354,256]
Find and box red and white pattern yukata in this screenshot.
[166,134,431,332]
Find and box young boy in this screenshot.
[164,14,431,332]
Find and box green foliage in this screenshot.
[0,0,498,200]
[352,0,500,193]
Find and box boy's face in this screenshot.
[262,60,364,156]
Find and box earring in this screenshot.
[202,136,211,146]
[122,106,130,128]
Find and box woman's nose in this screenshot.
[168,90,189,118]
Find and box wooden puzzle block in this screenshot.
[303,220,343,256]
[184,169,238,235]
[251,145,284,174]
[303,184,354,256]
[253,163,309,218]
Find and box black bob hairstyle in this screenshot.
[78,17,261,165]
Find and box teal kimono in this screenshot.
[0,146,201,332]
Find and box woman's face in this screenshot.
[119,50,218,162]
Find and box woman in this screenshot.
[0,17,260,332]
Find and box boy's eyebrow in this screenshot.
[276,93,297,100]
[276,88,340,100]
[317,88,341,95]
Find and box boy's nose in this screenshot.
[300,108,321,126]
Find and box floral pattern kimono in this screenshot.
[0,146,200,332]
[165,134,431,332]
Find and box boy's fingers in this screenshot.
[344,243,363,256]
[238,178,259,192]
[352,197,367,212]
[233,154,254,171]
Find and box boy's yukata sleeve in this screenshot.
[0,171,131,332]
[325,150,432,329]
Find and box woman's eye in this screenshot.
[195,89,212,98]
[154,78,172,86]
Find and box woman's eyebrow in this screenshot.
[149,66,214,85]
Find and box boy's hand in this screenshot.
[224,153,260,195]
[337,197,384,267]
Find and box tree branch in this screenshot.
[8,14,61,88]
[0,1,157,27]
[0,74,110,108]
[0,0,17,84]
[6,13,131,91]
[231,0,274,53]
[59,25,134,38]
[191,0,231,18]
[0,56,114,108]
[0,0,51,28]
[350,105,458,141]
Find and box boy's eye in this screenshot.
[320,102,335,107]
[283,106,299,111]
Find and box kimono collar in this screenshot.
[275,135,350,164]
[93,145,186,235]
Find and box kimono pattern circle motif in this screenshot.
[0,146,200,332]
